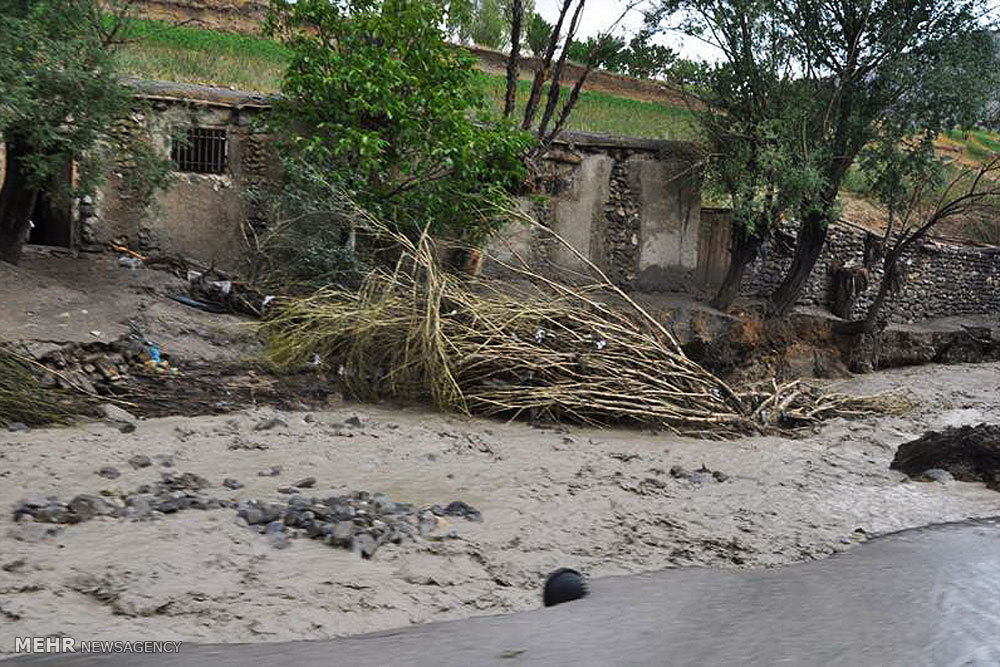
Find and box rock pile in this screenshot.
[33,341,171,397]
[13,475,481,560]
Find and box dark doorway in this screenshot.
[27,190,73,247]
[26,158,74,249]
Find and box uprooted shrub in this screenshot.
[0,347,77,428]
[258,194,911,439]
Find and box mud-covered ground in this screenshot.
[1,361,999,653]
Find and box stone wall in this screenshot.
[488,132,702,290]
[740,220,1000,322]
[85,81,271,270]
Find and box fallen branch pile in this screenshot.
[0,346,78,428]
[260,208,909,438]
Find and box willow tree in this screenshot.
[651,0,999,314]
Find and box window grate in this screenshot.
[171,128,228,174]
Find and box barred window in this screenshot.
[171,128,228,174]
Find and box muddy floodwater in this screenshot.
[12,518,1000,666]
[1,362,999,656]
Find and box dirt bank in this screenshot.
[2,361,999,653]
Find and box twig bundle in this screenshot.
[261,205,908,438]
[0,347,76,428]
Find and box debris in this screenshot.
[170,294,228,314]
[260,223,906,439]
[253,416,287,431]
[891,424,1000,490]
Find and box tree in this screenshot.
[566,35,629,72]
[445,0,536,50]
[650,0,1000,315]
[0,1,139,265]
[514,0,641,149]
[838,148,1000,334]
[525,11,552,56]
[266,0,532,246]
[649,1,821,309]
[566,33,677,80]
[622,32,677,79]
[504,0,525,117]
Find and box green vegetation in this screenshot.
[114,18,696,139]
[115,17,291,91]
[0,1,170,265]
[479,74,696,139]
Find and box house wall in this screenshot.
[86,87,269,271]
[489,132,702,290]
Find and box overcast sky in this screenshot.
[533,0,720,60]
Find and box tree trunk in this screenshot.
[710,223,764,311]
[0,137,39,266]
[769,209,829,315]
[836,248,901,335]
[503,0,524,118]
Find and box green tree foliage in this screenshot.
[267,0,533,248]
[0,1,166,265]
[650,0,1000,314]
[525,10,552,56]
[446,0,535,50]
[566,32,678,80]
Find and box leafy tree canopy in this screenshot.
[267,0,533,244]
[0,0,168,265]
[648,0,1000,313]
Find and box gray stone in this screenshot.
[330,520,355,547]
[68,494,115,520]
[688,471,715,485]
[352,533,378,559]
[6,422,29,433]
[155,498,180,513]
[128,455,152,469]
[96,466,120,480]
[254,417,287,431]
[257,466,282,477]
[223,478,244,490]
[920,468,955,483]
[101,403,137,424]
[294,477,317,489]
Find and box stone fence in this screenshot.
[740,220,1000,322]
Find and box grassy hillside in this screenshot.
[114,19,697,140]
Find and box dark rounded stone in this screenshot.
[543,568,588,607]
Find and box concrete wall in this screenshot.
[490,132,702,291]
[78,88,701,286]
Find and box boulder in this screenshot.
[891,424,1000,491]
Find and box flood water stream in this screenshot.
[13,518,1000,666]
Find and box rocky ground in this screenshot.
[1,361,999,653]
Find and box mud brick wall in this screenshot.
[741,221,1000,322]
[490,132,702,291]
